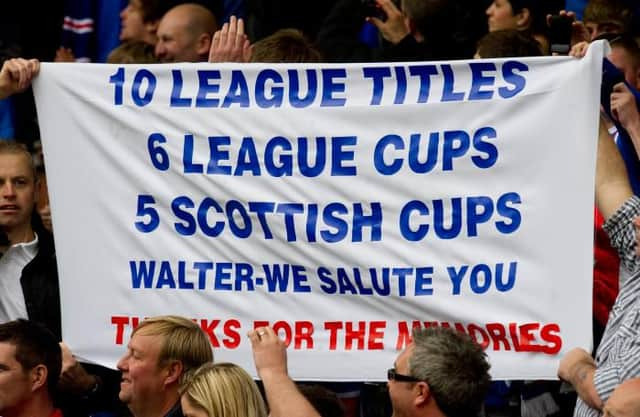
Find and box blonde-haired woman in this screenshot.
[181,362,267,417]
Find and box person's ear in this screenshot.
[414,381,432,407]
[516,8,531,29]
[164,360,184,386]
[30,364,48,392]
[196,33,212,56]
[146,20,159,37]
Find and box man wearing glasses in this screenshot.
[249,325,491,417]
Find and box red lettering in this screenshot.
[345,321,366,350]
[294,321,314,349]
[111,316,129,345]
[486,323,511,351]
[518,323,541,352]
[467,323,490,349]
[324,321,343,350]
[368,321,386,350]
[508,323,522,352]
[199,319,221,347]
[273,321,293,346]
[223,319,241,349]
[540,323,562,354]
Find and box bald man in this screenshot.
[155,3,217,62]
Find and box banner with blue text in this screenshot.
[33,42,605,380]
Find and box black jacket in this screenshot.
[21,227,61,339]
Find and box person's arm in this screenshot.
[0,58,39,99]
[58,342,100,395]
[603,378,640,417]
[558,348,603,409]
[595,115,634,221]
[611,82,640,158]
[249,327,321,417]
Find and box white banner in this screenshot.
[33,42,605,381]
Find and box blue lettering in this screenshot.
[321,202,349,242]
[321,69,347,107]
[433,198,462,239]
[414,267,433,295]
[256,70,283,108]
[170,70,191,107]
[471,127,498,168]
[222,70,250,107]
[441,65,465,101]
[289,69,318,108]
[374,134,404,175]
[331,136,357,176]
[448,265,468,295]
[183,134,204,173]
[207,136,232,175]
[292,265,311,293]
[130,260,155,288]
[363,67,391,105]
[409,65,438,103]
[352,203,382,242]
[226,200,251,238]
[499,61,528,98]
[197,197,224,237]
[298,137,326,177]
[466,196,494,237]
[469,62,496,100]
[399,200,429,241]
[196,70,221,107]
[442,130,470,171]
[172,196,196,235]
[496,192,522,233]
[318,267,337,294]
[235,137,260,176]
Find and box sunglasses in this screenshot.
[387,368,423,383]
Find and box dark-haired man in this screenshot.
[0,319,62,417]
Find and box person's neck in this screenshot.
[132,394,179,417]
[4,394,55,417]
[4,224,36,246]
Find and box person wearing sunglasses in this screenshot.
[249,325,491,417]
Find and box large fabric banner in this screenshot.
[33,42,605,380]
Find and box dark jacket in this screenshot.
[20,227,61,339]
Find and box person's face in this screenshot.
[154,17,200,62]
[0,153,36,233]
[117,333,168,413]
[180,394,208,417]
[0,342,33,415]
[585,21,624,41]
[388,343,417,417]
[486,0,518,32]
[120,0,151,42]
[608,46,640,90]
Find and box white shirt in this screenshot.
[0,233,39,322]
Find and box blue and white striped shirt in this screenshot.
[574,196,640,417]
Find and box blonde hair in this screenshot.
[182,362,267,417]
[133,316,213,383]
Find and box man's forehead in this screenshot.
[0,153,34,174]
[129,331,163,349]
[0,341,18,361]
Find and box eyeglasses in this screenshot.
[387,368,423,383]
